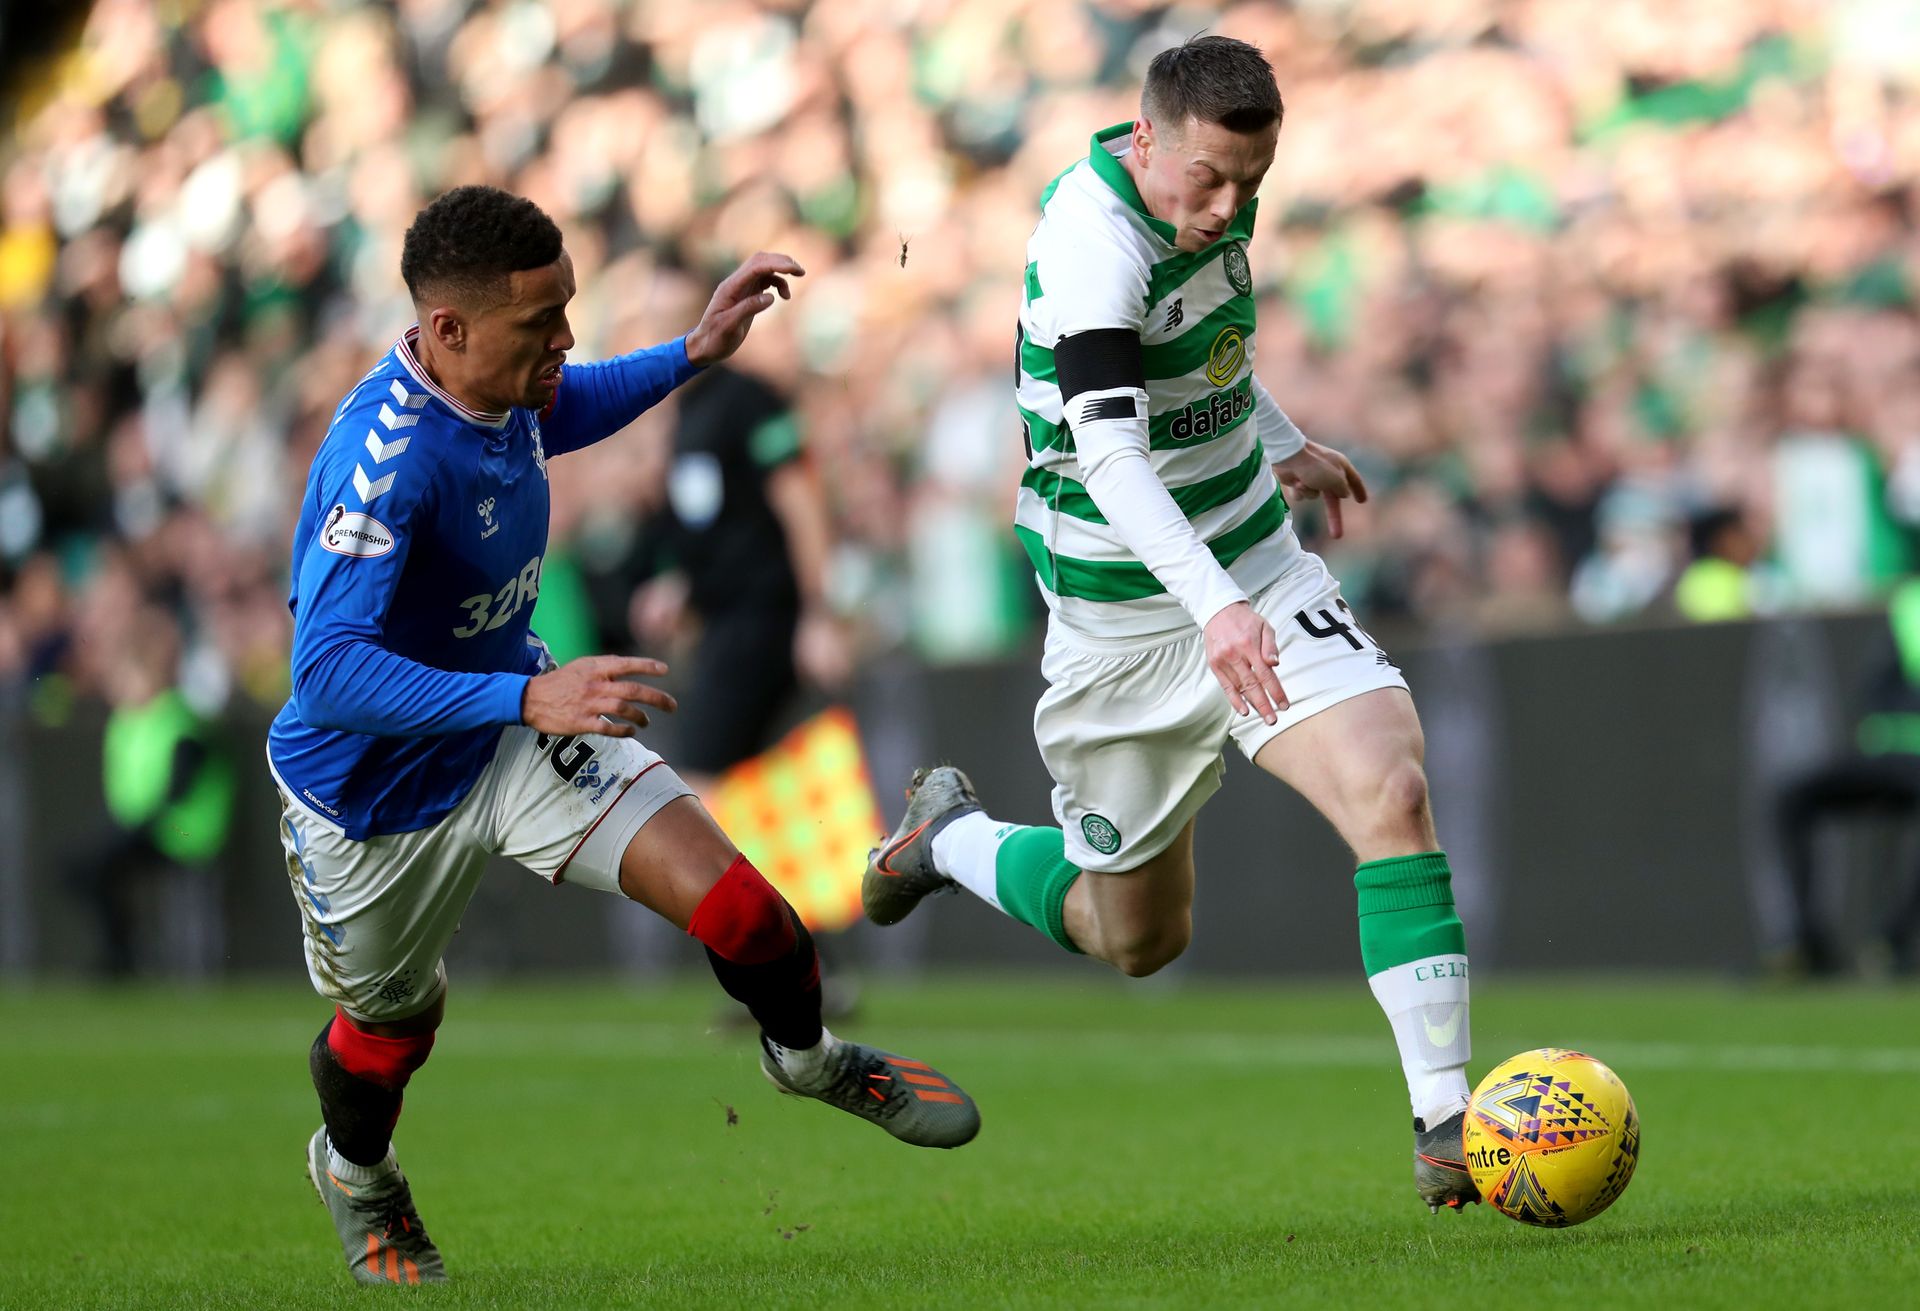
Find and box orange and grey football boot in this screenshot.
[306,1127,447,1284]
[862,766,982,926]
[1414,1110,1482,1214]
[760,1035,981,1148]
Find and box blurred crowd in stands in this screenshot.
[4,0,1920,722]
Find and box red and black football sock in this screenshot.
[702,910,824,1050]
[309,1011,434,1167]
[690,857,824,1050]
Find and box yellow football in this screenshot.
[1463,1048,1640,1227]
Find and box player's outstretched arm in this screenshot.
[684,252,805,367]
[519,654,678,738]
[1273,439,1367,539]
[540,253,806,457]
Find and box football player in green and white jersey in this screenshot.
[864,35,1480,1214]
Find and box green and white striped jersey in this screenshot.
[1016,122,1301,642]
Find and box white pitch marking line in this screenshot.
[449,1023,1920,1075]
[23,1022,1918,1076]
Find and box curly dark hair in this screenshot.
[1142,35,1283,136]
[400,186,563,306]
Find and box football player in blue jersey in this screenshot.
[272,187,979,1286]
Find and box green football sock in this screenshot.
[1356,851,1473,1125]
[994,826,1084,954]
[1355,851,1466,974]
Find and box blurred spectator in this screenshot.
[1773,576,1920,976]
[1674,504,1769,622]
[72,605,235,976]
[7,0,1920,718]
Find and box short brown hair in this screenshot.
[1141,35,1283,135]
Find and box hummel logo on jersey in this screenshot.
[352,463,396,503]
[358,382,425,497]
[388,380,429,411]
[478,497,498,539]
[1165,298,1183,331]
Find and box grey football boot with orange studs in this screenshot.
[1414,1110,1482,1213]
[861,766,982,926]
[306,1127,447,1284]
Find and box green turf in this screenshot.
[5,976,1918,1309]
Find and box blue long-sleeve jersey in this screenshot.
[268,327,698,839]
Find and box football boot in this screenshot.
[862,766,981,926]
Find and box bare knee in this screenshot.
[1380,760,1431,824]
[1060,837,1197,978]
[1103,918,1192,978]
[1353,760,1433,851]
[617,796,742,926]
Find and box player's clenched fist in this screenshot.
[1203,601,1288,726]
[520,655,678,738]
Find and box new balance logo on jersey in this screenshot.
[1167,384,1252,442]
[1164,298,1184,331]
[478,497,498,539]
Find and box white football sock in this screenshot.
[326,1137,399,1185]
[930,811,1021,912]
[1368,955,1472,1127]
[767,1027,840,1090]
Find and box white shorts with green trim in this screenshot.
[1034,549,1408,872]
[274,725,693,1022]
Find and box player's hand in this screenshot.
[1204,601,1287,725]
[1274,440,1367,539]
[520,655,678,738]
[685,252,805,367]
[794,606,854,691]
[628,574,689,646]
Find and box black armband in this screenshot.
[1054,329,1146,405]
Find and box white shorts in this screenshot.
[275,725,693,1022]
[1035,549,1407,872]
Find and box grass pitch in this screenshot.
[5,976,1917,1309]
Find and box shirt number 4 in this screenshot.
[1292,600,1384,654]
[453,555,543,638]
